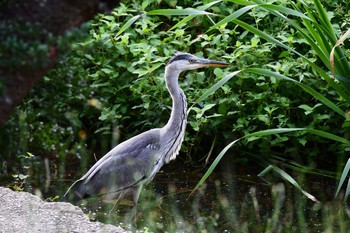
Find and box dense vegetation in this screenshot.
[1,0,350,231]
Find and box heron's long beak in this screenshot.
[199,58,230,67]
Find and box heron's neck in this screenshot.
[163,67,187,132]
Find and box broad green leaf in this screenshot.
[313,0,337,40]
[101,68,114,74]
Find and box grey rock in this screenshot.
[0,187,129,233]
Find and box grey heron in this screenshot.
[63,52,229,213]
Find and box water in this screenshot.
[1,154,349,232]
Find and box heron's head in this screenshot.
[167,52,229,72]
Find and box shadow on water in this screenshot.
[1,153,350,232]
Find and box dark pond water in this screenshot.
[1,153,349,232]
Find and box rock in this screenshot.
[0,187,129,233]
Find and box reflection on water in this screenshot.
[1,155,349,232]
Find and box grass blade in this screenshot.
[245,68,296,82]
[208,5,257,32]
[261,165,319,202]
[306,129,350,144]
[192,127,350,194]
[169,0,222,31]
[190,128,306,195]
[189,139,240,197]
[345,177,350,201]
[115,14,142,37]
[188,70,241,114]
[330,29,350,79]
[227,0,256,5]
[147,8,213,16]
[228,10,350,102]
[335,158,350,199]
[260,4,311,20]
[297,83,345,117]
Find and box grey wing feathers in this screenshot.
[65,129,161,201]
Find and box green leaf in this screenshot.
[190,128,305,195]
[261,165,319,202]
[208,5,257,32]
[190,138,240,197]
[192,127,350,194]
[244,68,345,117]
[188,70,241,114]
[169,0,222,31]
[307,129,350,144]
[229,16,350,103]
[147,8,213,16]
[227,0,256,6]
[298,82,345,117]
[115,14,142,37]
[101,68,114,74]
[259,4,311,20]
[335,157,350,199]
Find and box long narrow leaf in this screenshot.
[169,0,222,31]
[297,83,345,117]
[189,139,240,197]
[258,164,274,176]
[208,5,257,32]
[245,68,296,82]
[307,129,350,144]
[191,127,350,194]
[188,70,241,114]
[330,29,350,79]
[335,158,350,198]
[260,4,311,20]
[264,165,319,202]
[115,14,142,37]
[227,6,350,101]
[190,128,306,195]
[147,8,213,16]
[313,0,337,40]
[227,0,256,5]
[345,177,350,201]
[227,4,350,99]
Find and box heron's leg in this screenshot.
[131,185,142,217]
[108,192,124,216]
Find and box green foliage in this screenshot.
[2,0,349,178]
[2,0,350,231]
[0,21,52,69]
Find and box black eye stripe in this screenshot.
[168,54,192,65]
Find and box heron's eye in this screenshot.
[188,59,196,64]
